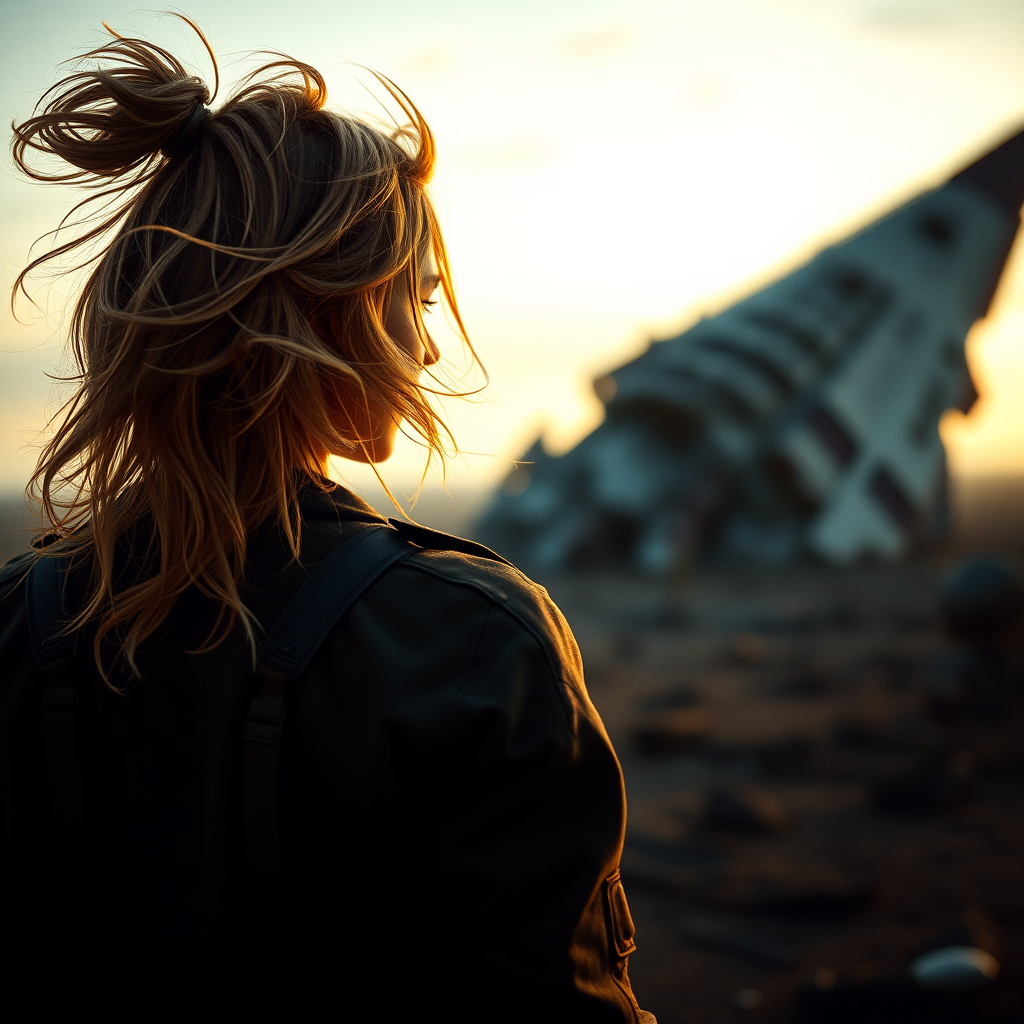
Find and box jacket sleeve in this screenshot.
[408,555,654,1024]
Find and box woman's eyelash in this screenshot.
[421,299,438,309]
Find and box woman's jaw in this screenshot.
[329,256,441,466]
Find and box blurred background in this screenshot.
[3,0,1024,522]
[2,2,1022,1021]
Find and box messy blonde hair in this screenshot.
[11,16,472,675]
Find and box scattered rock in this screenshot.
[702,784,791,834]
[909,907,1002,967]
[871,749,975,812]
[908,946,1000,992]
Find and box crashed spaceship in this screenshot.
[476,127,1024,571]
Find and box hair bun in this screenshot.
[162,102,211,158]
[12,21,216,183]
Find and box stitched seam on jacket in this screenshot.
[402,558,578,731]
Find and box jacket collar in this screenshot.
[296,477,390,528]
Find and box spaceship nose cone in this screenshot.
[951,126,1024,220]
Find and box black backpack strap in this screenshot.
[244,524,417,900]
[25,555,88,858]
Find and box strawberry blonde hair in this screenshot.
[11,16,472,675]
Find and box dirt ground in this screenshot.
[541,552,1023,1023]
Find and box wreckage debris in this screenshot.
[477,128,1024,571]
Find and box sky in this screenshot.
[2,0,1023,504]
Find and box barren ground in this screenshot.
[542,552,1023,1023]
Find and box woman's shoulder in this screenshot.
[387,520,584,688]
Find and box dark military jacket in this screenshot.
[0,484,654,1022]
